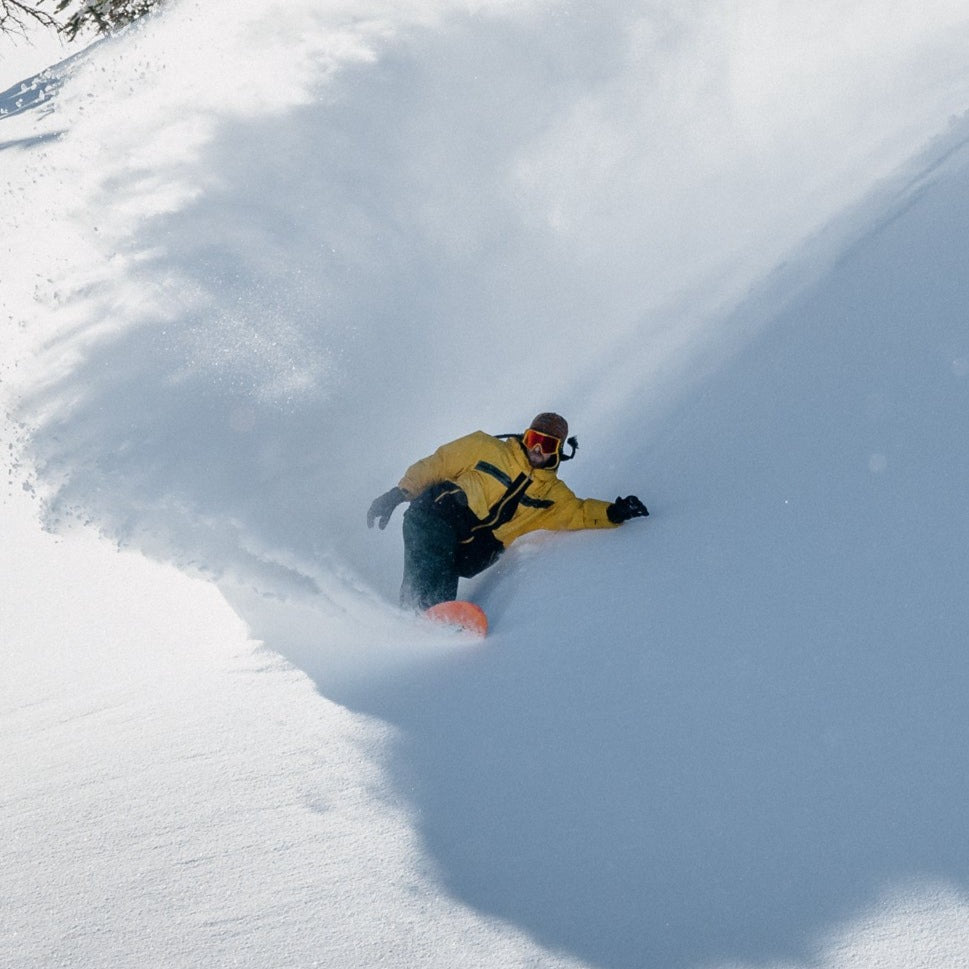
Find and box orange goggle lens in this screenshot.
[523,428,562,455]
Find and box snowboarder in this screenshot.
[367,412,649,610]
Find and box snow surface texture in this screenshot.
[3,1,969,967]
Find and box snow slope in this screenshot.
[3,1,969,967]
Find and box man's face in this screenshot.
[523,428,561,469]
[526,443,554,468]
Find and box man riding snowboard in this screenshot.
[367,412,649,611]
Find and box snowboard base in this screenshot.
[424,600,488,638]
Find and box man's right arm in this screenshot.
[397,431,484,499]
[368,432,487,529]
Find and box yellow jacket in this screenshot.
[398,431,617,547]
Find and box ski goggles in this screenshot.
[523,428,562,455]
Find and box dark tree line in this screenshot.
[1,0,160,41]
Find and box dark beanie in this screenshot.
[528,412,568,440]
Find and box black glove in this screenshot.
[606,495,649,524]
[367,487,407,529]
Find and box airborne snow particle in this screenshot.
[868,452,888,473]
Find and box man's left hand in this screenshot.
[607,495,649,524]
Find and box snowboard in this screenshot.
[424,600,489,638]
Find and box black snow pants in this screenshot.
[400,482,504,610]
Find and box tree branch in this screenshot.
[0,1,61,38]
